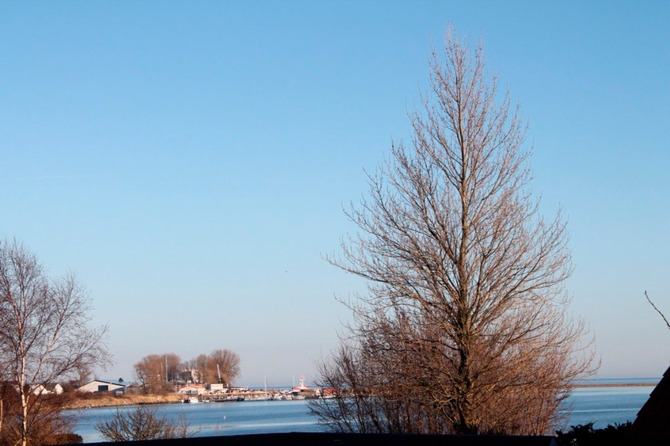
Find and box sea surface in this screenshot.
[68,382,657,443]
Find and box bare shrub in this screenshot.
[95,405,195,441]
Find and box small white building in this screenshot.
[208,383,226,393]
[32,383,64,396]
[78,380,126,393]
[177,384,206,395]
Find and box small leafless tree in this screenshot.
[313,31,594,435]
[96,405,194,441]
[0,239,109,446]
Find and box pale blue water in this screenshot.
[68,384,656,442]
[560,385,654,430]
[70,400,324,443]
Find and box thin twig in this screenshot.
[644,291,670,331]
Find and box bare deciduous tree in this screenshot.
[313,31,594,435]
[206,349,240,387]
[193,354,209,385]
[0,239,109,446]
[133,353,179,394]
[135,350,240,390]
[96,406,194,441]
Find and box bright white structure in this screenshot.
[177,384,206,395]
[208,383,225,393]
[31,383,63,396]
[78,379,126,393]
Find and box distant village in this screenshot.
[23,349,326,407]
[75,375,323,403]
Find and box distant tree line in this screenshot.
[134,349,240,394]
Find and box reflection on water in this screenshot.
[68,386,656,443]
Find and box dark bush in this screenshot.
[556,422,632,446]
[41,433,83,445]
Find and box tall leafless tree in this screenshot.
[0,239,109,446]
[313,31,594,435]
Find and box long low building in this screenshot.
[78,379,127,393]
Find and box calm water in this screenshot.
[562,385,654,430]
[71,400,324,443]
[69,385,656,443]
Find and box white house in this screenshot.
[78,379,126,393]
[32,383,64,396]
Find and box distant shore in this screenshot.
[64,390,280,409]
[573,382,658,388]
[65,381,659,410]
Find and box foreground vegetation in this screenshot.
[96,406,195,441]
[0,240,109,446]
[315,28,593,436]
[556,422,633,446]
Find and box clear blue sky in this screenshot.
[1,1,669,386]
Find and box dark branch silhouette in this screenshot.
[644,291,670,331]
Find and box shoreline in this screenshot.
[573,382,658,388]
[65,382,658,410]
[65,394,184,409]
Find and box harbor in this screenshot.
[66,382,656,442]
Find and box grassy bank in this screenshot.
[64,393,184,409]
